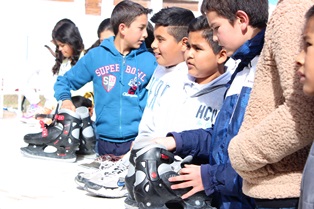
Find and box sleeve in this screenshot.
[201,163,242,196]
[228,1,314,174]
[54,55,93,101]
[167,128,213,162]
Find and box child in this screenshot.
[78,6,196,197]
[20,19,79,124]
[297,6,314,209]
[125,16,232,208]
[20,20,97,162]
[85,18,114,54]
[47,1,156,161]
[79,13,230,202]
[228,0,314,208]
[297,6,314,96]
[149,0,268,208]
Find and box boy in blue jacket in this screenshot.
[23,1,157,161]
[150,0,268,208]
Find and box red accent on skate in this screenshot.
[63,130,69,134]
[57,153,66,156]
[54,140,59,145]
[55,114,64,120]
[151,172,157,179]
[161,153,169,160]
[40,120,48,138]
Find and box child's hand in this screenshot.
[61,100,76,112]
[153,136,176,151]
[168,164,204,199]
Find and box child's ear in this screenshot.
[181,37,188,51]
[235,10,249,31]
[119,23,127,35]
[217,49,228,65]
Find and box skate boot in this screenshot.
[125,139,157,209]
[20,108,82,163]
[132,144,215,209]
[75,107,96,155]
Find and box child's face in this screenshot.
[99,30,114,43]
[151,26,185,67]
[123,14,148,49]
[296,16,314,96]
[55,40,73,58]
[185,31,226,84]
[206,11,245,56]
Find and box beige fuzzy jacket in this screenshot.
[228,0,314,199]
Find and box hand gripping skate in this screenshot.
[20,108,82,162]
[130,143,215,209]
[76,106,96,155]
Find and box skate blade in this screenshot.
[20,146,77,163]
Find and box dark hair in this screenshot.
[200,0,268,29]
[145,21,154,52]
[150,7,195,42]
[97,18,113,38]
[52,22,84,75]
[71,95,93,108]
[188,15,222,54]
[86,18,113,53]
[110,0,152,35]
[305,5,314,22]
[52,18,75,41]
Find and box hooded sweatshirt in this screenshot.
[54,36,157,143]
[137,61,232,139]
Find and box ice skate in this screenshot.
[20,108,82,163]
[75,106,96,155]
[125,142,215,209]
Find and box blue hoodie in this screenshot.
[168,29,265,209]
[54,36,157,143]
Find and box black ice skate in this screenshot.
[126,143,215,209]
[75,107,96,155]
[21,108,82,163]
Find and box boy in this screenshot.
[79,6,196,197]
[150,0,268,208]
[80,13,230,202]
[297,6,314,209]
[123,15,233,208]
[229,0,314,208]
[297,6,314,96]
[22,1,157,161]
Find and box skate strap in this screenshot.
[40,120,48,138]
[35,113,54,119]
[54,114,65,121]
[160,149,176,162]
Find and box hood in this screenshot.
[100,36,148,57]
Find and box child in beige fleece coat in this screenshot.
[228,0,314,208]
[296,5,314,209]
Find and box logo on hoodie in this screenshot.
[127,77,138,95]
[102,74,116,92]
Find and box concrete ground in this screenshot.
[0,113,126,209]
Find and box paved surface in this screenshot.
[0,114,126,209]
